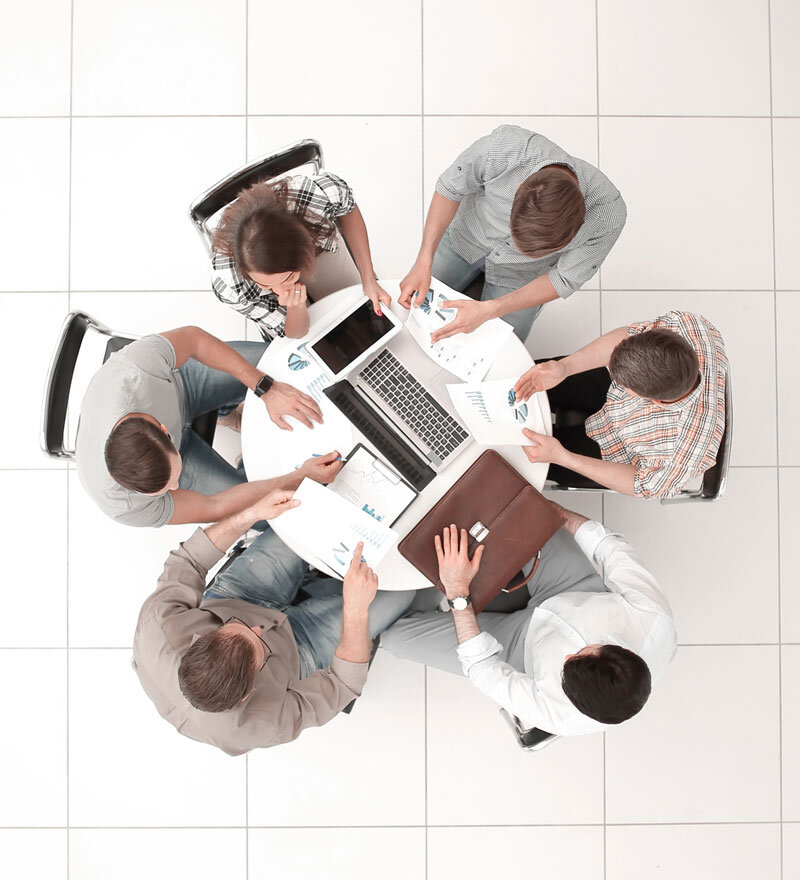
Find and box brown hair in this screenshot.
[510,165,586,258]
[211,179,335,278]
[104,417,177,494]
[178,628,258,713]
[609,329,700,401]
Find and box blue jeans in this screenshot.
[176,341,267,495]
[431,227,541,342]
[203,528,416,678]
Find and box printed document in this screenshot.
[405,286,514,382]
[447,378,538,445]
[278,478,399,576]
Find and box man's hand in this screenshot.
[545,498,589,536]
[298,450,344,485]
[262,380,323,431]
[247,489,300,523]
[342,542,379,609]
[513,360,568,402]
[362,279,392,316]
[521,429,568,465]
[276,282,308,310]
[398,262,432,309]
[430,299,491,343]
[435,524,485,600]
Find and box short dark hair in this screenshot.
[104,416,177,494]
[609,329,700,401]
[178,628,258,713]
[561,645,651,724]
[510,165,586,258]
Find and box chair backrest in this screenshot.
[41,311,136,460]
[499,709,559,752]
[188,139,324,253]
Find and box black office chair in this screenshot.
[500,709,560,752]
[547,370,733,504]
[41,311,217,460]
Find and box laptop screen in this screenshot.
[309,301,395,375]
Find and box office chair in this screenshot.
[41,311,218,460]
[500,709,560,752]
[547,370,733,505]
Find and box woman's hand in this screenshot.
[435,524,484,600]
[362,279,392,316]
[398,261,432,309]
[277,282,308,310]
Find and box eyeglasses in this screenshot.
[223,616,271,672]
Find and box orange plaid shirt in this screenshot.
[585,311,728,499]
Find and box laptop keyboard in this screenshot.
[358,349,469,463]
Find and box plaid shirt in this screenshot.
[210,171,355,338]
[585,311,728,499]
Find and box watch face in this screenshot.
[452,596,468,611]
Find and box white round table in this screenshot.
[241,280,551,590]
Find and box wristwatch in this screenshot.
[253,374,274,398]
[447,594,471,611]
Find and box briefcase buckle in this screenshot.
[469,521,489,543]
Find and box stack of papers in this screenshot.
[405,286,514,382]
[446,378,538,445]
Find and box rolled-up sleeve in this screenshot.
[435,133,496,201]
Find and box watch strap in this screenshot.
[253,374,274,398]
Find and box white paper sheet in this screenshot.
[278,478,399,576]
[405,286,514,382]
[329,445,417,525]
[446,378,538,445]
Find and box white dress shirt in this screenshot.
[456,521,677,736]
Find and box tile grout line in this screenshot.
[7,113,800,119]
[66,1,74,876]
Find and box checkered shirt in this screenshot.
[435,125,627,294]
[585,311,728,499]
[210,171,355,338]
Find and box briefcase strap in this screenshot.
[500,550,541,594]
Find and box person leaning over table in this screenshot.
[381,503,676,737]
[398,125,627,342]
[75,325,338,528]
[133,490,415,755]
[210,169,392,339]
[515,310,728,498]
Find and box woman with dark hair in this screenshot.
[210,172,391,341]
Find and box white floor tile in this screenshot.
[0,0,70,115]
[247,0,420,114]
[0,472,66,647]
[606,646,780,822]
[771,0,800,115]
[599,118,773,291]
[248,651,425,826]
[424,0,596,115]
[604,469,778,644]
[0,120,69,291]
[248,828,425,880]
[428,827,603,880]
[0,651,66,826]
[70,830,246,880]
[247,117,423,279]
[606,824,781,880]
[780,469,800,641]
[72,0,245,115]
[773,120,800,291]
[426,668,604,825]
[69,650,246,825]
[68,472,193,647]
[598,0,770,115]
[0,831,67,880]
[527,290,601,361]
[777,293,800,466]
[782,646,800,821]
[601,289,777,467]
[1,292,69,468]
[784,824,800,879]
[70,117,246,291]
[543,487,604,524]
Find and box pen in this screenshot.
[312,454,346,462]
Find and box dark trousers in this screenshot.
[540,358,611,488]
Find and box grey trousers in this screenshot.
[380,528,606,676]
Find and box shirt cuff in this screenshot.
[456,631,503,673]
[435,176,463,202]
[573,520,610,562]
[330,654,369,695]
[547,267,576,299]
[184,528,226,572]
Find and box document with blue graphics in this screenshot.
[446,378,539,445]
[278,477,399,577]
[329,444,418,526]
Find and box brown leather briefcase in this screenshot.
[398,450,563,612]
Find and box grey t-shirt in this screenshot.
[75,334,186,528]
